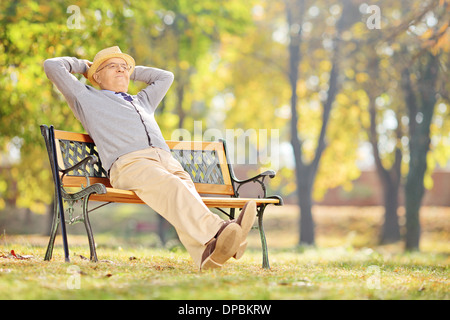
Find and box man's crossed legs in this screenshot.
[109,147,257,269]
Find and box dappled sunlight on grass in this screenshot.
[251,205,449,253]
[0,205,448,299]
[1,239,448,300]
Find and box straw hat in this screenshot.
[87,46,135,87]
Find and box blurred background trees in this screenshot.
[1,0,448,251]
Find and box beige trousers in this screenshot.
[109,147,224,267]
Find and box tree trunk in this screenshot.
[298,169,315,244]
[366,54,402,244]
[285,0,315,245]
[286,0,353,245]
[380,173,401,243]
[402,52,439,250]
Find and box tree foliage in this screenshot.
[0,0,253,212]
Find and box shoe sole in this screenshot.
[234,201,257,260]
[201,223,242,270]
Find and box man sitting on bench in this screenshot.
[44,46,257,270]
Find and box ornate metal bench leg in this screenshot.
[230,208,236,219]
[82,196,98,262]
[257,205,270,269]
[45,200,59,261]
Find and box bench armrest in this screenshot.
[60,155,98,174]
[232,170,276,199]
[233,170,276,184]
[60,155,98,188]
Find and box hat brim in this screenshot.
[87,53,135,87]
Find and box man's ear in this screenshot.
[93,73,101,84]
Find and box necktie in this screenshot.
[115,92,133,102]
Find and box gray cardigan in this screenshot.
[44,57,174,172]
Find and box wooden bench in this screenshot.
[40,124,282,269]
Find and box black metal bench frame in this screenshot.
[40,124,282,268]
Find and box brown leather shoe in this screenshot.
[233,201,257,260]
[200,221,242,270]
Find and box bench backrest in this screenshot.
[41,125,235,196]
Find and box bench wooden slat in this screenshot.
[54,130,95,143]
[61,176,113,188]
[60,174,235,195]
[88,187,280,208]
[202,197,280,208]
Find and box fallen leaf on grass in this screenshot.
[291,281,313,287]
[275,279,312,287]
[99,260,114,264]
[10,250,33,260]
[77,255,113,264]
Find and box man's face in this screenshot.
[93,57,130,92]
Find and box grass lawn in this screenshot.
[0,205,448,300]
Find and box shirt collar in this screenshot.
[102,89,131,97]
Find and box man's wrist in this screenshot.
[80,59,92,78]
